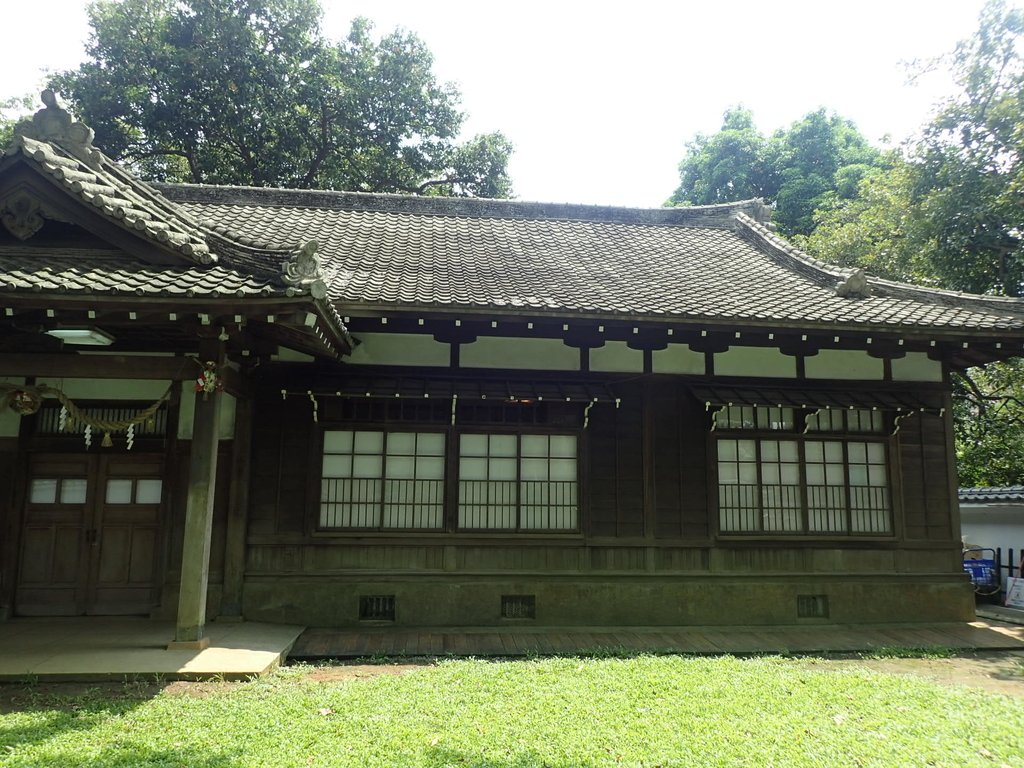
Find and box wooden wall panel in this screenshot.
[248,397,314,536]
[897,412,952,541]
[651,380,683,539]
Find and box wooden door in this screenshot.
[15,454,165,616]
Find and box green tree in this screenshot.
[0,94,34,148]
[45,0,513,196]
[668,106,884,236]
[803,0,1024,485]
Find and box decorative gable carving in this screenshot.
[13,89,100,166]
[0,191,45,240]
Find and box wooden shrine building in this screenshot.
[3,93,1024,645]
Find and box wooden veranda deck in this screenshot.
[289,619,1024,660]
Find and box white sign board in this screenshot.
[1005,577,1024,610]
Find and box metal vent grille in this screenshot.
[359,595,396,621]
[501,594,536,619]
[797,594,830,619]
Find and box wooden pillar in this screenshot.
[170,362,223,649]
[219,395,252,619]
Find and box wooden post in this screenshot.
[169,354,223,649]
[219,395,252,619]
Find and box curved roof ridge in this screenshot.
[158,182,771,226]
[3,92,333,299]
[735,213,1024,316]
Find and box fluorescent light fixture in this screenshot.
[46,327,116,346]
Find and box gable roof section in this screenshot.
[0,92,350,356]
[158,184,1024,336]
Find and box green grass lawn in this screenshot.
[2,655,1022,768]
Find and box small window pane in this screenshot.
[416,456,445,479]
[489,435,517,457]
[322,455,351,478]
[549,458,577,481]
[460,457,488,480]
[848,443,866,463]
[806,464,825,485]
[521,458,548,481]
[387,432,416,454]
[867,443,886,463]
[323,431,354,453]
[824,442,843,462]
[718,440,738,462]
[386,455,415,479]
[737,440,757,461]
[868,465,888,486]
[762,465,780,485]
[780,464,800,484]
[738,463,758,484]
[550,435,576,458]
[849,465,868,485]
[106,479,134,504]
[136,479,163,504]
[418,433,446,455]
[761,441,778,461]
[490,457,517,481]
[353,431,384,453]
[825,464,845,486]
[30,479,58,504]
[520,435,548,458]
[460,434,488,457]
[779,441,799,462]
[352,454,382,478]
[805,441,823,462]
[60,479,88,504]
[718,463,738,484]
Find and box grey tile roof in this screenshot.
[959,486,1024,503]
[1,95,330,300]
[0,248,283,298]
[155,184,1024,334]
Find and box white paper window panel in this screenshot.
[382,504,443,529]
[848,442,867,463]
[550,435,576,458]
[387,432,417,454]
[60,479,88,504]
[460,457,488,480]
[322,454,352,478]
[323,430,354,453]
[352,454,383,478]
[106,479,134,504]
[761,440,798,462]
[718,462,738,484]
[136,479,163,504]
[738,462,758,484]
[381,456,444,480]
[520,434,549,458]
[353,431,384,453]
[416,433,446,456]
[761,463,799,485]
[30,479,58,505]
[489,435,517,457]
[521,458,549,481]
[460,434,488,457]
[489,457,517,480]
[867,443,885,463]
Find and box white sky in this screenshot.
[0,0,1004,207]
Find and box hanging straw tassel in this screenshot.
[101,431,113,448]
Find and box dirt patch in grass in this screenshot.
[303,661,428,682]
[801,651,1024,698]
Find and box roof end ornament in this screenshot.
[282,240,328,299]
[13,90,101,164]
[836,268,871,299]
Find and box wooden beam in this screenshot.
[170,341,224,649]
[219,396,252,619]
[0,353,197,380]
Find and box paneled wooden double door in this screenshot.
[15,454,165,616]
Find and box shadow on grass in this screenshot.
[0,681,175,760]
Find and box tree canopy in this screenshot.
[668,106,886,236]
[45,0,513,197]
